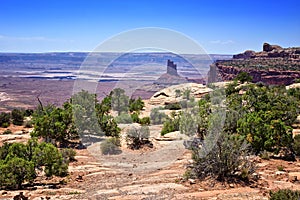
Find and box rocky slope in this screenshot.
[208,43,300,85]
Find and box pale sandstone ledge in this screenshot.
[149,83,212,105]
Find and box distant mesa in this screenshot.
[209,43,300,85]
[232,42,299,60]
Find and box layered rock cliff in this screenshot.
[208,43,300,85]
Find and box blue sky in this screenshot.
[0,0,299,54]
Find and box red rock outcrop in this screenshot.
[208,43,300,85]
[209,65,300,85]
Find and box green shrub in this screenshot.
[61,148,77,162]
[126,126,152,150]
[130,112,140,123]
[182,89,191,100]
[130,112,150,125]
[11,109,24,126]
[179,100,188,109]
[179,111,198,136]
[0,139,68,189]
[293,134,300,156]
[100,138,121,155]
[0,112,10,128]
[235,85,299,155]
[165,103,181,110]
[1,122,10,128]
[175,89,181,98]
[24,109,34,117]
[234,71,253,83]
[107,137,121,146]
[115,113,132,124]
[3,129,12,134]
[33,142,68,177]
[111,88,129,115]
[161,120,177,136]
[129,97,144,112]
[277,165,284,171]
[0,157,35,189]
[259,150,270,160]
[32,104,80,144]
[150,108,168,125]
[288,88,300,100]
[188,133,255,181]
[0,143,11,159]
[139,117,150,125]
[269,189,300,200]
[161,112,180,136]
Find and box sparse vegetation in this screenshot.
[277,165,284,171]
[100,137,121,155]
[234,71,253,83]
[165,102,181,110]
[139,116,150,125]
[3,129,12,134]
[182,88,191,100]
[293,134,300,156]
[235,85,299,155]
[126,126,152,149]
[150,107,168,125]
[115,113,132,124]
[0,112,10,128]
[11,109,24,126]
[111,88,129,115]
[31,104,78,146]
[61,148,77,162]
[129,97,144,112]
[130,112,140,123]
[187,132,255,181]
[269,189,300,200]
[175,89,181,98]
[0,138,68,189]
[183,82,300,183]
[260,150,270,160]
[1,79,300,196]
[161,111,180,136]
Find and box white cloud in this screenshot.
[0,35,72,42]
[210,40,234,45]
